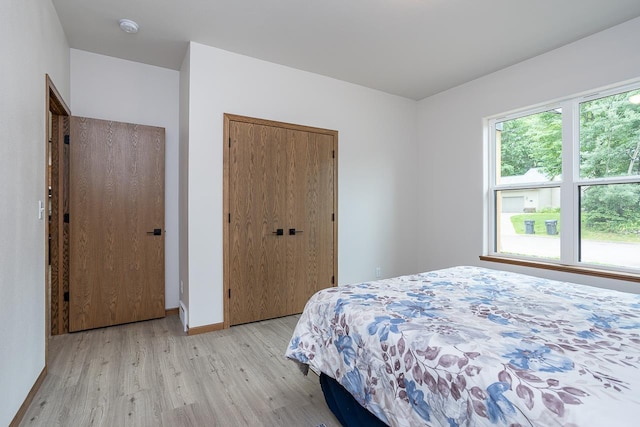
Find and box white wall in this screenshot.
[0,1,69,424]
[183,42,419,328]
[417,16,640,294]
[70,49,180,309]
[179,45,191,324]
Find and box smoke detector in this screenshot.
[118,19,139,34]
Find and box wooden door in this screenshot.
[228,121,288,325]
[226,115,337,326]
[286,129,336,314]
[69,117,165,332]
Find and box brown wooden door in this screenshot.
[227,116,337,326]
[228,121,288,325]
[285,129,336,314]
[69,117,165,332]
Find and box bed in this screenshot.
[285,266,640,426]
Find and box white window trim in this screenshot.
[486,80,640,275]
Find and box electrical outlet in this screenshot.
[375,267,381,278]
[180,280,184,294]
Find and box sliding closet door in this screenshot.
[226,115,337,326]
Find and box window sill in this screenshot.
[479,255,640,283]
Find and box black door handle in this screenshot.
[147,229,162,236]
[272,229,284,236]
[289,228,303,235]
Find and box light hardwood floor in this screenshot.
[21,315,340,426]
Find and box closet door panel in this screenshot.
[286,130,335,314]
[226,114,337,327]
[229,121,288,325]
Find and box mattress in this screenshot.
[285,266,640,426]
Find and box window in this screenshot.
[488,83,640,274]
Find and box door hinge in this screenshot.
[332,150,335,158]
[229,137,231,148]
[63,291,69,302]
[64,135,70,145]
[63,213,70,223]
[331,276,335,285]
[228,289,231,299]
[228,213,231,223]
[331,213,335,222]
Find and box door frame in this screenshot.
[222,113,338,328]
[45,75,71,352]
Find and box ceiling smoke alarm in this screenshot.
[119,19,139,34]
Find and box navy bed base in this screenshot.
[319,373,388,427]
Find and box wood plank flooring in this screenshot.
[21,315,340,426]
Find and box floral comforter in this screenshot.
[285,266,640,427]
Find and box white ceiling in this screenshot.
[52,0,640,100]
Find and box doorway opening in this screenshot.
[45,75,71,349]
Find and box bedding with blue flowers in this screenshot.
[285,266,640,426]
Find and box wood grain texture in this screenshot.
[286,130,336,314]
[20,315,339,427]
[225,114,338,137]
[479,255,640,282]
[164,307,179,317]
[49,107,71,336]
[226,115,338,326]
[229,121,288,325]
[50,114,60,335]
[69,117,165,332]
[61,117,70,334]
[187,322,224,336]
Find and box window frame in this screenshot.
[485,80,640,278]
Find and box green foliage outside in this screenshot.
[579,92,640,178]
[499,88,640,236]
[500,110,562,178]
[582,184,640,234]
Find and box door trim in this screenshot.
[45,74,71,345]
[222,113,338,328]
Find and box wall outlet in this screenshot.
[375,267,381,278]
[180,280,184,294]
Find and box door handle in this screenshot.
[147,229,162,236]
[289,228,303,235]
[272,229,284,236]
